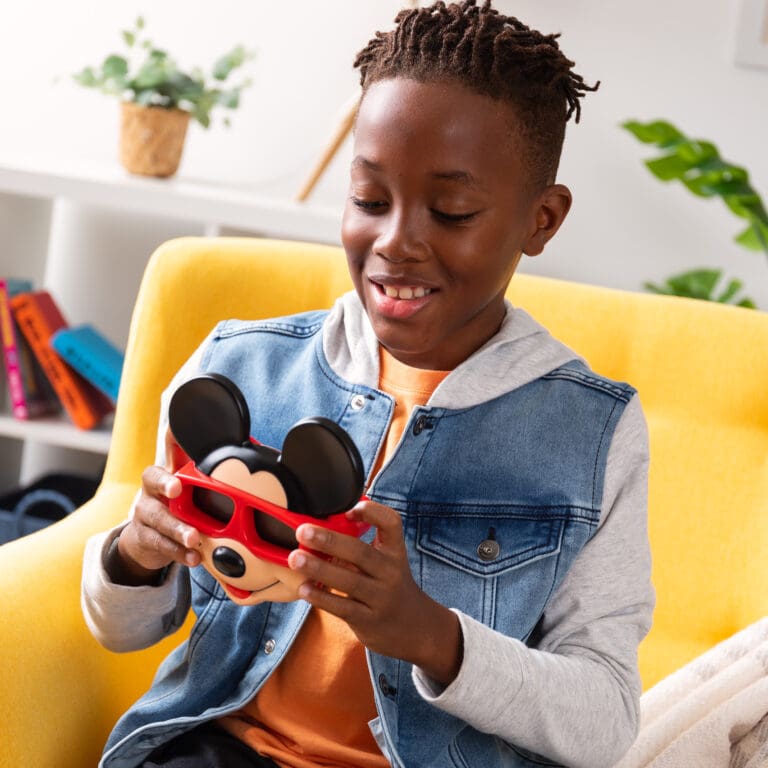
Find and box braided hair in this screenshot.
[353,0,597,186]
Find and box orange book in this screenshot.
[10,291,113,430]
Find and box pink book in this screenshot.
[0,279,59,419]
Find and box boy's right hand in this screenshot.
[107,429,202,586]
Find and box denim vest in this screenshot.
[102,310,634,768]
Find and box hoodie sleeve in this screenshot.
[412,394,655,768]
[80,336,212,651]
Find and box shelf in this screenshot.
[0,156,343,245]
[0,413,112,455]
[0,153,344,485]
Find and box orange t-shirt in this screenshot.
[218,347,450,767]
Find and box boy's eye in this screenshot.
[351,196,387,212]
[431,209,479,224]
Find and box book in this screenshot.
[50,324,124,404]
[0,279,60,420]
[10,290,114,430]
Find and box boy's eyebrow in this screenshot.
[431,170,481,189]
[351,156,382,171]
[352,157,481,189]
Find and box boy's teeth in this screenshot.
[383,285,431,300]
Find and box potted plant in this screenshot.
[622,119,768,309]
[73,17,254,178]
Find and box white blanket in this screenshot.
[614,618,768,768]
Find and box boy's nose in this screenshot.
[212,546,246,578]
[374,211,428,262]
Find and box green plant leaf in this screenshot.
[724,193,764,219]
[212,45,249,80]
[132,59,175,90]
[622,120,684,147]
[134,89,158,106]
[102,55,128,80]
[193,103,211,128]
[70,17,254,128]
[645,268,756,308]
[623,119,768,258]
[216,89,241,109]
[669,269,720,298]
[735,219,768,252]
[716,277,743,303]
[73,67,99,87]
[645,154,696,181]
[674,139,717,164]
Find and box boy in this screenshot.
[82,2,654,767]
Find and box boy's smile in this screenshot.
[341,77,571,370]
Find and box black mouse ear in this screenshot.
[168,374,251,464]
[280,418,365,518]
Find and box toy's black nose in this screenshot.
[212,546,246,578]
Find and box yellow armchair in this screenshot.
[1,237,766,768]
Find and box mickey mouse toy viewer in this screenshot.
[167,373,369,606]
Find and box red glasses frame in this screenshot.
[169,461,369,567]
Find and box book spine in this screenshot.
[54,342,120,402]
[11,292,112,430]
[49,327,122,403]
[0,280,29,418]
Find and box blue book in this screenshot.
[50,324,124,404]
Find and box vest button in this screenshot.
[264,639,276,654]
[477,539,500,561]
[350,394,366,411]
[413,415,430,435]
[378,672,396,697]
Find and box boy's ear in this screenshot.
[523,183,572,257]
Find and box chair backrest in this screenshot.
[108,237,768,689]
[105,237,354,486]
[506,273,768,687]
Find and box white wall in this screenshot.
[2,0,768,307]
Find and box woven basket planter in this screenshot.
[119,102,190,178]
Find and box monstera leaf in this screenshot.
[623,119,767,309]
[623,120,768,255]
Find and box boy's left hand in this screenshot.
[287,499,463,687]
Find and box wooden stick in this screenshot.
[295,3,420,202]
[295,94,360,203]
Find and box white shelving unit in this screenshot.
[0,157,343,244]
[0,156,343,492]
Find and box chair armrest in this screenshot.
[0,482,191,768]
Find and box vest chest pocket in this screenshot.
[415,513,565,635]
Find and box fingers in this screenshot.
[287,500,405,604]
[117,465,202,576]
[289,548,373,603]
[142,464,182,501]
[286,500,446,666]
[346,499,406,550]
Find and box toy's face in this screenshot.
[167,374,367,606]
[172,460,307,605]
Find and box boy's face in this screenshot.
[342,77,571,370]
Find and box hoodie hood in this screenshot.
[323,290,582,409]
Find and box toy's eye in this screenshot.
[253,511,298,550]
[192,487,235,524]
